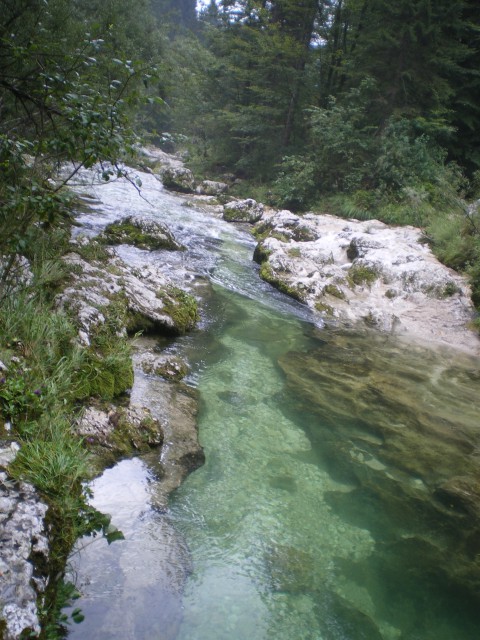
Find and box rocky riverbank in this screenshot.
[2,146,479,638]
[0,191,204,638]
[150,146,479,356]
[253,209,479,355]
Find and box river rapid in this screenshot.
[66,166,480,640]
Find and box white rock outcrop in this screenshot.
[254,210,479,354]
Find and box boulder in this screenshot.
[223,199,264,223]
[75,404,163,470]
[56,250,199,345]
[101,215,184,251]
[195,180,228,196]
[161,166,195,193]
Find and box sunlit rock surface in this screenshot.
[255,210,479,354]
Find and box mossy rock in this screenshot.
[161,167,196,193]
[253,242,272,265]
[259,263,305,302]
[102,216,183,251]
[141,355,189,381]
[348,264,379,287]
[157,286,199,335]
[315,300,334,316]
[83,406,164,472]
[324,283,346,299]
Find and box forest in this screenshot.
[2,0,480,299]
[0,0,480,636]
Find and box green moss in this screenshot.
[74,239,111,263]
[74,299,134,401]
[86,409,163,473]
[271,231,290,243]
[348,264,379,287]
[102,221,181,251]
[252,222,271,240]
[253,242,272,264]
[157,286,199,334]
[323,283,346,299]
[288,247,302,258]
[315,300,334,316]
[259,263,304,302]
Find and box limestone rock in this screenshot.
[195,180,228,196]
[0,255,32,294]
[56,250,198,344]
[75,404,163,467]
[101,215,184,251]
[223,199,264,223]
[160,166,195,194]
[139,352,189,381]
[0,451,48,640]
[254,210,478,354]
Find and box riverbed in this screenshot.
[65,166,480,640]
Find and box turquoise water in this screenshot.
[164,287,480,640]
[67,168,480,639]
[168,288,374,640]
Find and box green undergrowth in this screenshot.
[0,247,134,637]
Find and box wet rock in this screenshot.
[139,352,189,381]
[319,591,384,640]
[0,446,48,640]
[101,215,184,251]
[160,166,196,193]
[130,358,204,506]
[256,209,320,242]
[56,250,198,344]
[223,199,264,223]
[254,210,478,354]
[75,404,163,471]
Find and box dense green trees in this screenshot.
[0,0,163,292]
[162,0,479,204]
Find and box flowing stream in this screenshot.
[66,166,480,639]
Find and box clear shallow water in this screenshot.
[67,168,480,639]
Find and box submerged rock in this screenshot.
[101,215,184,251]
[278,330,480,598]
[254,210,479,354]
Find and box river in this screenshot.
[66,165,480,640]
